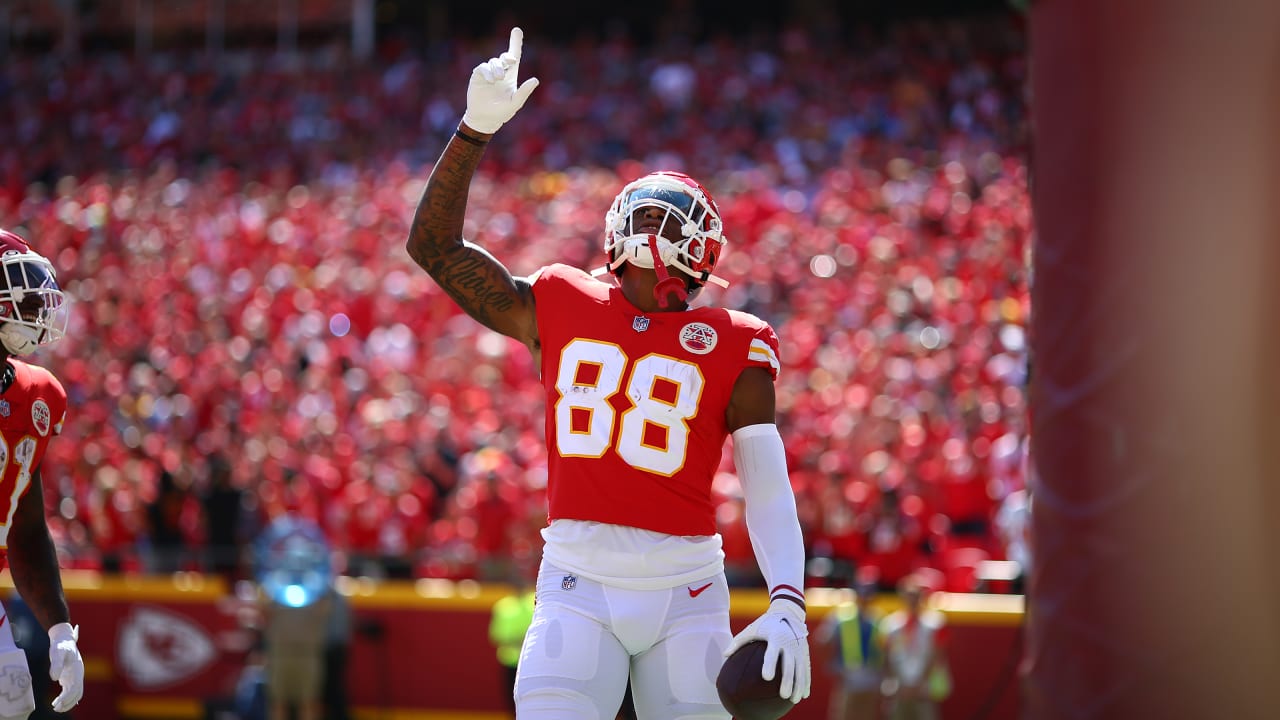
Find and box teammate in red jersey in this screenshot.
[406,29,810,720]
[0,228,83,717]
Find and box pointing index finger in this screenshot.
[508,27,524,62]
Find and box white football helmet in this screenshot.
[0,229,68,356]
[597,171,729,296]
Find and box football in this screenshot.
[716,640,797,720]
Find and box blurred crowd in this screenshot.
[0,14,1031,594]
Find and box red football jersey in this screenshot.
[0,360,67,552]
[531,264,781,536]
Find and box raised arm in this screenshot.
[406,28,541,349]
[407,128,538,345]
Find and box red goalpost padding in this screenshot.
[1025,1,1280,718]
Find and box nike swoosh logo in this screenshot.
[688,582,713,598]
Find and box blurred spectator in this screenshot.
[255,516,336,720]
[815,577,885,720]
[85,466,143,573]
[466,457,519,582]
[233,637,268,720]
[144,471,193,573]
[201,453,245,581]
[261,585,334,720]
[857,488,926,592]
[879,577,950,720]
[993,486,1031,594]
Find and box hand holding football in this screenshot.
[716,640,797,720]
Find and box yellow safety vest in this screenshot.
[834,603,879,669]
[489,591,536,668]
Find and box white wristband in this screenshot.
[48,623,78,644]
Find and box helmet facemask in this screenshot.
[0,251,67,356]
[597,172,729,300]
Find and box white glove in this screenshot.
[48,622,84,713]
[461,27,540,134]
[725,600,811,704]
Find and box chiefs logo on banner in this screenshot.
[117,606,216,689]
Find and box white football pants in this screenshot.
[0,603,36,720]
[514,561,732,720]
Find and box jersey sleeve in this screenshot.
[530,263,598,336]
[528,262,581,296]
[26,363,67,438]
[745,322,781,380]
[50,375,67,436]
[53,406,66,436]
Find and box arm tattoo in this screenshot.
[406,133,533,338]
[434,253,518,319]
[8,469,70,631]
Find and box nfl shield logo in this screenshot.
[632,316,650,333]
[0,400,9,417]
[561,574,577,591]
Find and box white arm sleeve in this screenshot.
[733,423,806,611]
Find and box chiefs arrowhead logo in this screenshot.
[679,322,717,355]
[30,400,50,437]
[117,607,216,689]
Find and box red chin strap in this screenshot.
[646,235,688,309]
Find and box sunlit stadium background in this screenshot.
[0,1,1031,718]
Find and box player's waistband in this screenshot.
[541,519,724,591]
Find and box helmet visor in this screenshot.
[624,186,699,219]
[0,253,66,345]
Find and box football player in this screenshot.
[405,29,810,719]
[0,229,83,718]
